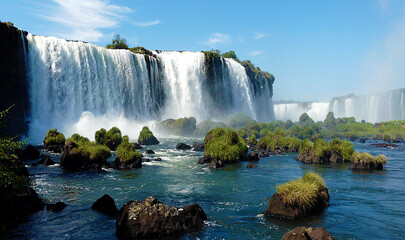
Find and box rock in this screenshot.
[248,152,259,161]
[264,190,330,220]
[60,141,107,171]
[246,162,257,168]
[371,143,398,148]
[154,157,162,161]
[46,202,67,212]
[176,143,192,150]
[192,142,204,151]
[38,156,56,166]
[359,138,366,143]
[116,197,207,239]
[258,151,269,159]
[43,129,65,153]
[92,194,117,217]
[349,162,384,170]
[31,162,38,166]
[113,157,142,169]
[209,159,224,169]
[133,142,143,149]
[138,126,160,145]
[21,145,40,160]
[296,150,344,164]
[281,226,334,240]
[145,149,155,154]
[329,151,342,163]
[197,155,211,164]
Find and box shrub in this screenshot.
[238,129,247,139]
[247,135,257,146]
[276,172,326,212]
[204,128,248,162]
[351,152,388,165]
[44,129,65,146]
[116,135,142,163]
[330,138,354,161]
[95,128,107,145]
[106,34,129,49]
[299,139,313,155]
[68,133,90,144]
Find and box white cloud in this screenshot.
[204,33,230,45]
[248,51,264,56]
[43,0,132,41]
[255,33,268,39]
[132,20,161,27]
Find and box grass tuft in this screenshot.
[352,152,388,165]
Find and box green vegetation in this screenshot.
[221,51,239,61]
[67,133,90,144]
[106,34,129,49]
[95,127,122,150]
[195,120,227,136]
[116,135,142,163]
[204,128,248,162]
[0,106,28,153]
[138,126,159,145]
[247,135,257,146]
[160,117,196,136]
[68,133,111,162]
[305,138,354,162]
[351,152,388,165]
[257,133,302,152]
[276,172,326,212]
[44,129,65,146]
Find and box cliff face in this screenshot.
[0,22,29,137]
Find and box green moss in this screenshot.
[95,127,122,150]
[44,129,65,146]
[129,46,154,57]
[70,141,111,162]
[138,126,159,145]
[161,117,196,136]
[204,128,248,163]
[276,172,326,212]
[352,152,388,165]
[116,135,142,163]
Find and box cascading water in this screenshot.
[25,35,274,142]
[273,102,330,122]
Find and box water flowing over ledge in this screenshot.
[25,35,274,142]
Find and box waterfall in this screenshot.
[25,35,273,142]
[273,102,329,122]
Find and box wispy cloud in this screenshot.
[248,50,265,56]
[378,0,392,11]
[254,33,268,39]
[132,20,161,27]
[204,33,230,45]
[43,0,132,41]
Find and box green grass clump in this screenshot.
[330,138,354,161]
[276,172,326,212]
[299,139,313,155]
[257,134,302,152]
[352,152,388,165]
[44,129,65,145]
[67,133,90,144]
[204,128,248,163]
[95,127,122,150]
[95,128,107,145]
[70,142,111,162]
[116,135,142,163]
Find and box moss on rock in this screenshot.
[138,127,159,145]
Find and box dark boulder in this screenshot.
[192,142,204,152]
[92,194,117,217]
[197,155,211,164]
[116,197,207,239]
[145,149,155,154]
[21,145,40,160]
[38,156,56,166]
[209,158,224,169]
[349,162,384,170]
[46,202,67,212]
[359,138,366,143]
[113,157,142,169]
[281,226,334,240]
[370,143,398,148]
[176,143,192,150]
[264,190,330,220]
[246,162,257,168]
[248,152,259,161]
[133,142,143,149]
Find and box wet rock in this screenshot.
[60,141,106,172]
[21,145,40,160]
[176,143,192,150]
[264,190,330,220]
[197,155,211,164]
[133,142,143,149]
[349,162,384,170]
[46,202,67,212]
[246,162,257,168]
[371,143,398,148]
[248,152,259,161]
[145,149,155,154]
[38,156,56,166]
[359,138,366,143]
[209,158,224,169]
[92,194,117,217]
[281,226,334,240]
[116,197,207,239]
[113,157,142,169]
[192,142,204,151]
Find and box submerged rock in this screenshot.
[281,226,334,240]
[92,194,117,217]
[198,155,224,169]
[21,145,40,160]
[46,202,67,212]
[133,142,143,149]
[176,143,192,150]
[370,143,398,148]
[145,149,155,154]
[38,156,56,166]
[248,152,259,161]
[192,142,204,151]
[116,196,207,239]
[246,162,257,168]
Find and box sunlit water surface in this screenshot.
[5,138,405,239]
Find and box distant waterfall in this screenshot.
[25,35,273,141]
[274,89,405,123]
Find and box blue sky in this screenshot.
[1,0,405,101]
